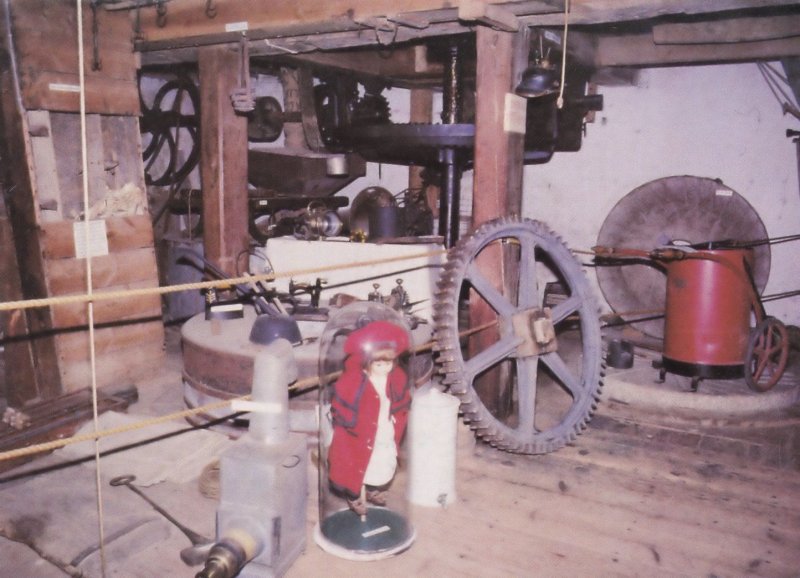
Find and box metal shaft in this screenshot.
[110,475,211,547]
[438,42,464,249]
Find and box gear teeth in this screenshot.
[431,215,604,456]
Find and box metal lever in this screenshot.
[110,474,211,545]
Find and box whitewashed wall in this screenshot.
[323,63,800,326]
[524,63,800,326]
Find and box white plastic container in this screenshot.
[408,384,461,507]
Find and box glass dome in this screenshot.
[314,301,416,560]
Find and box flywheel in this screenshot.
[433,217,603,454]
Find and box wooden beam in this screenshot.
[263,45,445,88]
[132,0,800,46]
[134,0,560,44]
[595,33,800,67]
[469,26,528,415]
[522,0,800,26]
[10,0,139,115]
[653,15,800,45]
[459,0,520,32]
[198,44,250,277]
[472,26,525,225]
[408,85,438,218]
[0,6,63,402]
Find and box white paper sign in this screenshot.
[73,220,109,259]
[504,92,528,134]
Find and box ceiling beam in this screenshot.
[521,0,800,26]
[653,14,800,45]
[132,0,563,50]
[595,33,800,67]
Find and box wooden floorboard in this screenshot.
[289,404,800,578]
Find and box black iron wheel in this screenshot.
[140,73,201,187]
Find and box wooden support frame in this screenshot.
[472,25,527,225]
[468,25,529,414]
[0,0,164,403]
[198,44,250,277]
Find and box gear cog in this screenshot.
[433,216,603,454]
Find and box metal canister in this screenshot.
[662,248,754,379]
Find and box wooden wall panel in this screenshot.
[2,2,162,400]
[47,112,147,218]
[45,248,159,295]
[26,111,62,222]
[40,216,156,259]
[0,219,40,405]
[9,0,139,115]
[0,7,64,401]
[50,290,161,329]
[101,116,147,193]
[56,322,165,365]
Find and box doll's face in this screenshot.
[369,359,394,378]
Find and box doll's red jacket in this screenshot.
[328,357,412,497]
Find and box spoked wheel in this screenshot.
[139,73,201,187]
[744,317,789,392]
[433,217,603,454]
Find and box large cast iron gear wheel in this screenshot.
[434,217,604,454]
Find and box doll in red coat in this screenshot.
[327,320,412,515]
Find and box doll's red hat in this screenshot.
[344,320,410,360]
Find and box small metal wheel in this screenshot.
[744,317,789,392]
[434,216,603,454]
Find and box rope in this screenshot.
[0,319,498,464]
[556,0,570,110]
[0,248,447,312]
[75,1,107,573]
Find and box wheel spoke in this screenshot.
[515,357,538,435]
[466,261,517,317]
[539,350,582,398]
[517,236,538,309]
[464,335,521,382]
[551,294,583,325]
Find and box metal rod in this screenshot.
[439,41,463,249]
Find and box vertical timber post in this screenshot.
[198,44,250,277]
[470,25,529,414]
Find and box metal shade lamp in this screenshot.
[515,63,560,99]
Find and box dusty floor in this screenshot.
[1,326,799,577]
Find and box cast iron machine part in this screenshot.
[593,243,791,392]
[249,195,348,243]
[433,217,604,454]
[178,251,283,317]
[196,339,308,578]
[109,474,214,565]
[139,69,201,187]
[439,41,466,249]
[311,39,602,248]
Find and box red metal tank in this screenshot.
[662,248,754,379]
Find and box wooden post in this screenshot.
[409,87,437,218]
[198,45,250,277]
[472,25,526,224]
[0,8,63,402]
[469,25,529,415]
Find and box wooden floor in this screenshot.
[1,328,799,577]
[291,400,800,578]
